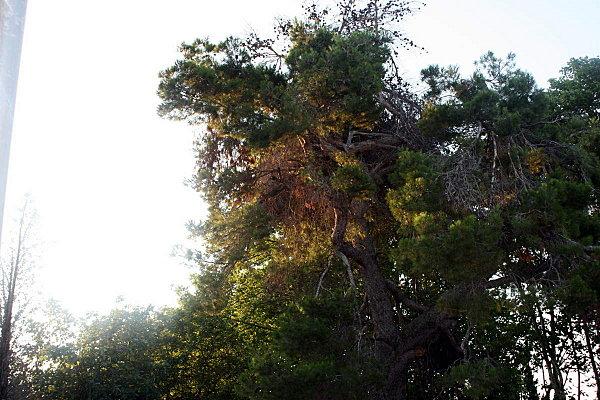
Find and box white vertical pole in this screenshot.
[0,0,28,248]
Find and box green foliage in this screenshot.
[159,24,390,149]
[392,212,504,284]
[286,27,389,132]
[549,57,600,119]
[418,52,548,141]
[237,293,380,400]
[159,304,247,400]
[158,37,293,148]
[440,360,520,400]
[28,307,164,400]
[558,263,600,315]
[386,150,442,217]
[198,202,274,265]
[331,164,376,197]
[513,178,599,248]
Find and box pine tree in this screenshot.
[157,3,600,399]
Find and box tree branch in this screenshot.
[385,280,428,313]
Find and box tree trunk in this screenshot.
[581,318,600,400]
[0,202,27,399]
[567,320,582,400]
[535,304,565,400]
[351,245,398,359]
[333,207,398,361]
[333,206,458,400]
[0,262,17,399]
[333,207,407,399]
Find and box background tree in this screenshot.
[12,300,77,400]
[27,306,164,400]
[0,198,39,399]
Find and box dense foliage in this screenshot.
[9,1,600,400]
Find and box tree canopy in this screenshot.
[153,1,600,399]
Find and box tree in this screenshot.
[157,3,600,399]
[158,3,420,389]
[156,270,249,400]
[0,198,38,399]
[12,300,78,400]
[28,306,165,400]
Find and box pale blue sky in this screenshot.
[402,0,600,86]
[4,0,599,314]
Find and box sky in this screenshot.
[2,0,599,315]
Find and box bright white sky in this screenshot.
[3,0,599,315]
